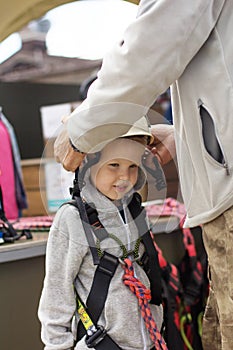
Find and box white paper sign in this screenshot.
[44,161,74,212]
[40,103,71,139]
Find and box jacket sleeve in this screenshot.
[67,0,224,152]
[38,206,87,350]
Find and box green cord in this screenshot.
[134,237,141,259]
[180,313,194,350]
[96,234,141,260]
[197,311,203,337]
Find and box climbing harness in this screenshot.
[68,168,165,349]
[67,152,207,350]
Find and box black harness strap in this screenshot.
[128,193,162,305]
[71,197,122,349]
[140,232,162,305]
[73,196,100,265]
[76,251,119,343]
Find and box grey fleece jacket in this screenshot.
[38,175,163,350]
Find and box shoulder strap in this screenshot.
[69,196,122,349]
[76,251,119,342]
[69,196,100,265]
[128,193,162,305]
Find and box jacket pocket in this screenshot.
[198,99,229,174]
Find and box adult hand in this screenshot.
[149,124,176,165]
[54,128,85,172]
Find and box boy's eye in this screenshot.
[130,164,138,169]
[109,163,119,167]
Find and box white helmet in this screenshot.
[120,116,154,145]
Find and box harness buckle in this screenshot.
[85,325,107,348]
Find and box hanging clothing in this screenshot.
[1,113,28,211]
[0,119,18,219]
[0,110,27,219]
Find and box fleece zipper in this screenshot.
[198,98,230,175]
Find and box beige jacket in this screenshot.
[68,0,233,227]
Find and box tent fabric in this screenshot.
[0,0,76,42]
[0,0,139,43]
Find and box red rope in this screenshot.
[122,258,168,350]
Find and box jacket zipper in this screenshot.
[198,99,230,175]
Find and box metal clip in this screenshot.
[85,325,107,348]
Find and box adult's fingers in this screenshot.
[149,124,176,165]
[54,128,85,172]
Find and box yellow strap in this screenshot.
[77,298,96,333]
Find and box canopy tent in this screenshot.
[0,0,139,43]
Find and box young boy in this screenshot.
[38,117,165,350]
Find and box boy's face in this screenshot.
[90,138,145,200]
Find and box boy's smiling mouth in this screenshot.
[114,181,131,193]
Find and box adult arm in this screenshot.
[55,0,223,169]
[67,0,223,152]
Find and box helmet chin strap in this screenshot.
[141,149,166,191]
[70,152,101,198]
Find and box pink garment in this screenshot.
[8,215,54,230]
[145,197,186,221]
[0,120,18,219]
